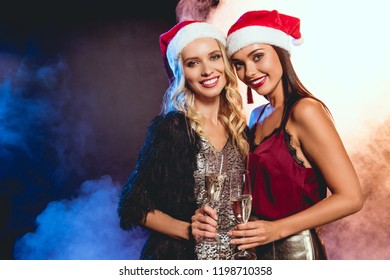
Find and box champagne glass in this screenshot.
[202,149,227,244]
[230,170,257,260]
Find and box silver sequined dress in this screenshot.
[193,135,245,260]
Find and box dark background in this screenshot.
[0,0,179,259]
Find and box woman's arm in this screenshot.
[118,112,198,238]
[275,98,363,237]
[230,98,364,250]
[143,210,192,240]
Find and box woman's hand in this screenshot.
[191,205,218,243]
[228,219,279,250]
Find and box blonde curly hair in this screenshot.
[161,40,249,158]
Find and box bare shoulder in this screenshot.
[291,98,331,127]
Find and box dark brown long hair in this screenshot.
[273,46,332,127]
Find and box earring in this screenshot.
[247,86,254,104]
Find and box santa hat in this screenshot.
[227,10,303,56]
[159,20,226,83]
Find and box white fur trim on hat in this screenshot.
[227,26,291,56]
[292,37,304,46]
[166,22,226,69]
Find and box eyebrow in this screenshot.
[232,48,265,61]
[247,48,264,57]
[183,50,222,63]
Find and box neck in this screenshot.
[267,81,284,110]
[268,96,284,110]
[194,96,220,124]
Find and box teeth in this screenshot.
[251,76,265,85]
[202,78,218,85]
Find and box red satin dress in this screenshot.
[249,101,328,259]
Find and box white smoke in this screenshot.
[322,119,390,259]
[176,0,218,21]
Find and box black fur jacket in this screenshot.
[117,111,200,259]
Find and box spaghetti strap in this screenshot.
[255,103,270,124]
[288,99,304,118]
[281,97,307,129]
[250,103,270,151]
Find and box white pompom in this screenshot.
[292,37,304,46]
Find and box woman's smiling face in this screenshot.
[181,37,226,100]
[231,43,283,97]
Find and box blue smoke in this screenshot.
[0,54,147,259]
[13,175,148,260]
[0,55,86,258]
[0,55,86,186]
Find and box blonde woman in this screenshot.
[118,20,249,260]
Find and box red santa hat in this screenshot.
[227,10,303,56]
[159,20,226,83]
